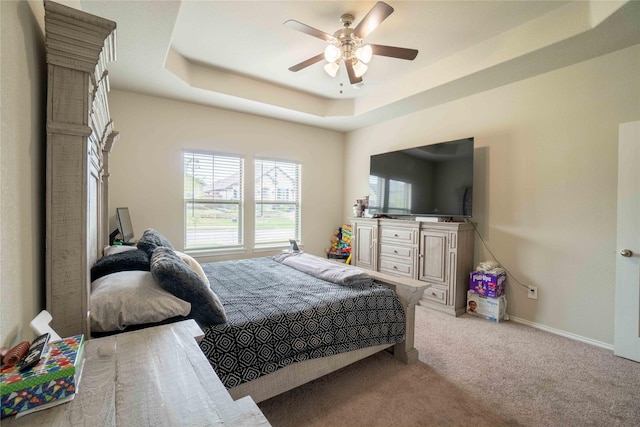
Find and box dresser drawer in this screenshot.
[380,227,416,244]
[379,258,413,277]
[380,243,413,259]
[421,287,447,304]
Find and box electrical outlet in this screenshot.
[528,285,538,300]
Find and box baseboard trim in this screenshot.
[509,315,614,351]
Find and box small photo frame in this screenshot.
[289,239,300,252]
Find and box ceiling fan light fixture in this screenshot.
[352,60,368,78]
[285,2,419,88]
[356,45,372,64]
[324,44,341,63]
[324,61,340,77]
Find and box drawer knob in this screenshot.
[393,266,398,269]
[393,250,398,254]
[394,234,398,237]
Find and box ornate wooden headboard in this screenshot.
[44,1,118,338]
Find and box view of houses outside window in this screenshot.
[184,151,244,250]
[183,152,301,251]
[254,158,301,247]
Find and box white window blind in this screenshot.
[254,158,301,247]
[184,151,243,250]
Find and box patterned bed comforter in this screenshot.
[198,257,406,388]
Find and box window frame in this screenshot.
[183,150,244,252]
[254,157,302,249]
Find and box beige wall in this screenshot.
[344,44,640,346]
[0,1,46,346]
[108,91,345,262]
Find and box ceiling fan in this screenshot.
[284,1,418,87]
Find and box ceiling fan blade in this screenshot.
[345,60,363,85]
[284,19,336,42]
[288,53,325,72]
[353,1,394,39]
[370,44,418,60]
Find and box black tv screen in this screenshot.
[368,137,474,218]
[116,207,135,243]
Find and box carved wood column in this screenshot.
[45,0,117,337]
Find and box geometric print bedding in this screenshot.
[199,257,405,388]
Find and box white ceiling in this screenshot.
[66,1,640,132]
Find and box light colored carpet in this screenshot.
[259,306,640,426]
[259,349,512,426]
[415,307,640,426]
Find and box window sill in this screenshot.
[253,243,304,253]
[184,247,247,258]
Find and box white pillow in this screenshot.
[90,270,191,333]
[103,245,138,256]
[174,250,210,288]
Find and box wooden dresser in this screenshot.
[4,320,271,426]
[352,218,474,316]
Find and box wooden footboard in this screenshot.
[228,344,392,403]
[325,257,429,363]
[228,264,428,403]
[368,270,429,364]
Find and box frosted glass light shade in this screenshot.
[324,61,339,77]
[356,45,372,64]
[324,45,341,62]
[352,60,368,78]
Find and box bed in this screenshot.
[43,0,428,405]
[87,233,427,402]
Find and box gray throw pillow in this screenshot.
[137,228,174,257]
[150,247,227,326]
[91,249,150,282]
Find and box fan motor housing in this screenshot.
[333,27,362,59]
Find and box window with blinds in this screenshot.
[254,158,301,247]
[184,151,243,250]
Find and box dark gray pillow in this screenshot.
[137,228,174,257]
[150,247,226,326]
[91,249,150,282]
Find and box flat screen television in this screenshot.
[368,137,474,218]
[115,207,135,244]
